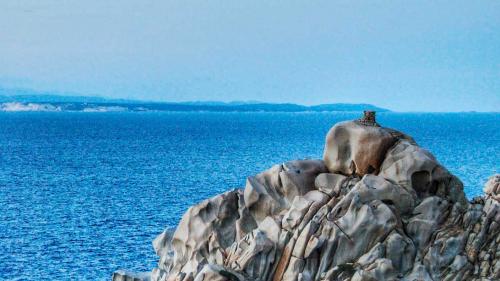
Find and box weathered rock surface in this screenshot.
[112,270,151,281]
[116,114,499,281]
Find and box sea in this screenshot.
[0,112,498,280]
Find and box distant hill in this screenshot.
[0,87,389,112]
[0,87,137,103]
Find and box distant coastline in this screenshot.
[0,90,389,113]
[0,100,389,113]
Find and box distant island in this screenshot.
[0,87,389,112]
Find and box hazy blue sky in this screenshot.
[1,1,499,111]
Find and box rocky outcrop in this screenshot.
[116,113,499,281]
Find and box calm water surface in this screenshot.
[0,112,498,280]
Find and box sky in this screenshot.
[0,1,499,112]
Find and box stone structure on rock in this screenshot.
[357,111,378,126]
[114,113,500,281]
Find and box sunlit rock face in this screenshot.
[116,114,499,281]
[484,175,500,201]
[323,120,397,176]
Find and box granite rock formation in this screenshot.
[115,113,499,281]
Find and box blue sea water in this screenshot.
[0,112,498,280]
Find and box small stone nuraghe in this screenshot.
[114,113,500,281]
[357,110,378,126]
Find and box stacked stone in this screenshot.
[356,111,379,127]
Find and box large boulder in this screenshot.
[379,139,467,206]
[323,120,398,176]
[117,114,498,281]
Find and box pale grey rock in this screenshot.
[225,229,276,279]
[405,196,449,250]
[351,258,397,281]
[383,232,416,274]
[193,264,244,281]
[330,198,397,266]
[314,173,347,197]
[424,233,467,279]
[112,270,151,281]
[356,243,385,268]
[167,190,241,280]
[327,174,415,220]
[282,190,329,232]
[402,263,432,281]
[280,160,328,202]
[323,121,398,176]
[379,139,468,207]
[153,230,174,274]
[484,174,500,201]
[244,160,326,224]
[282,196,313,232]
[116,114,499,281]
[244,164,287,224]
